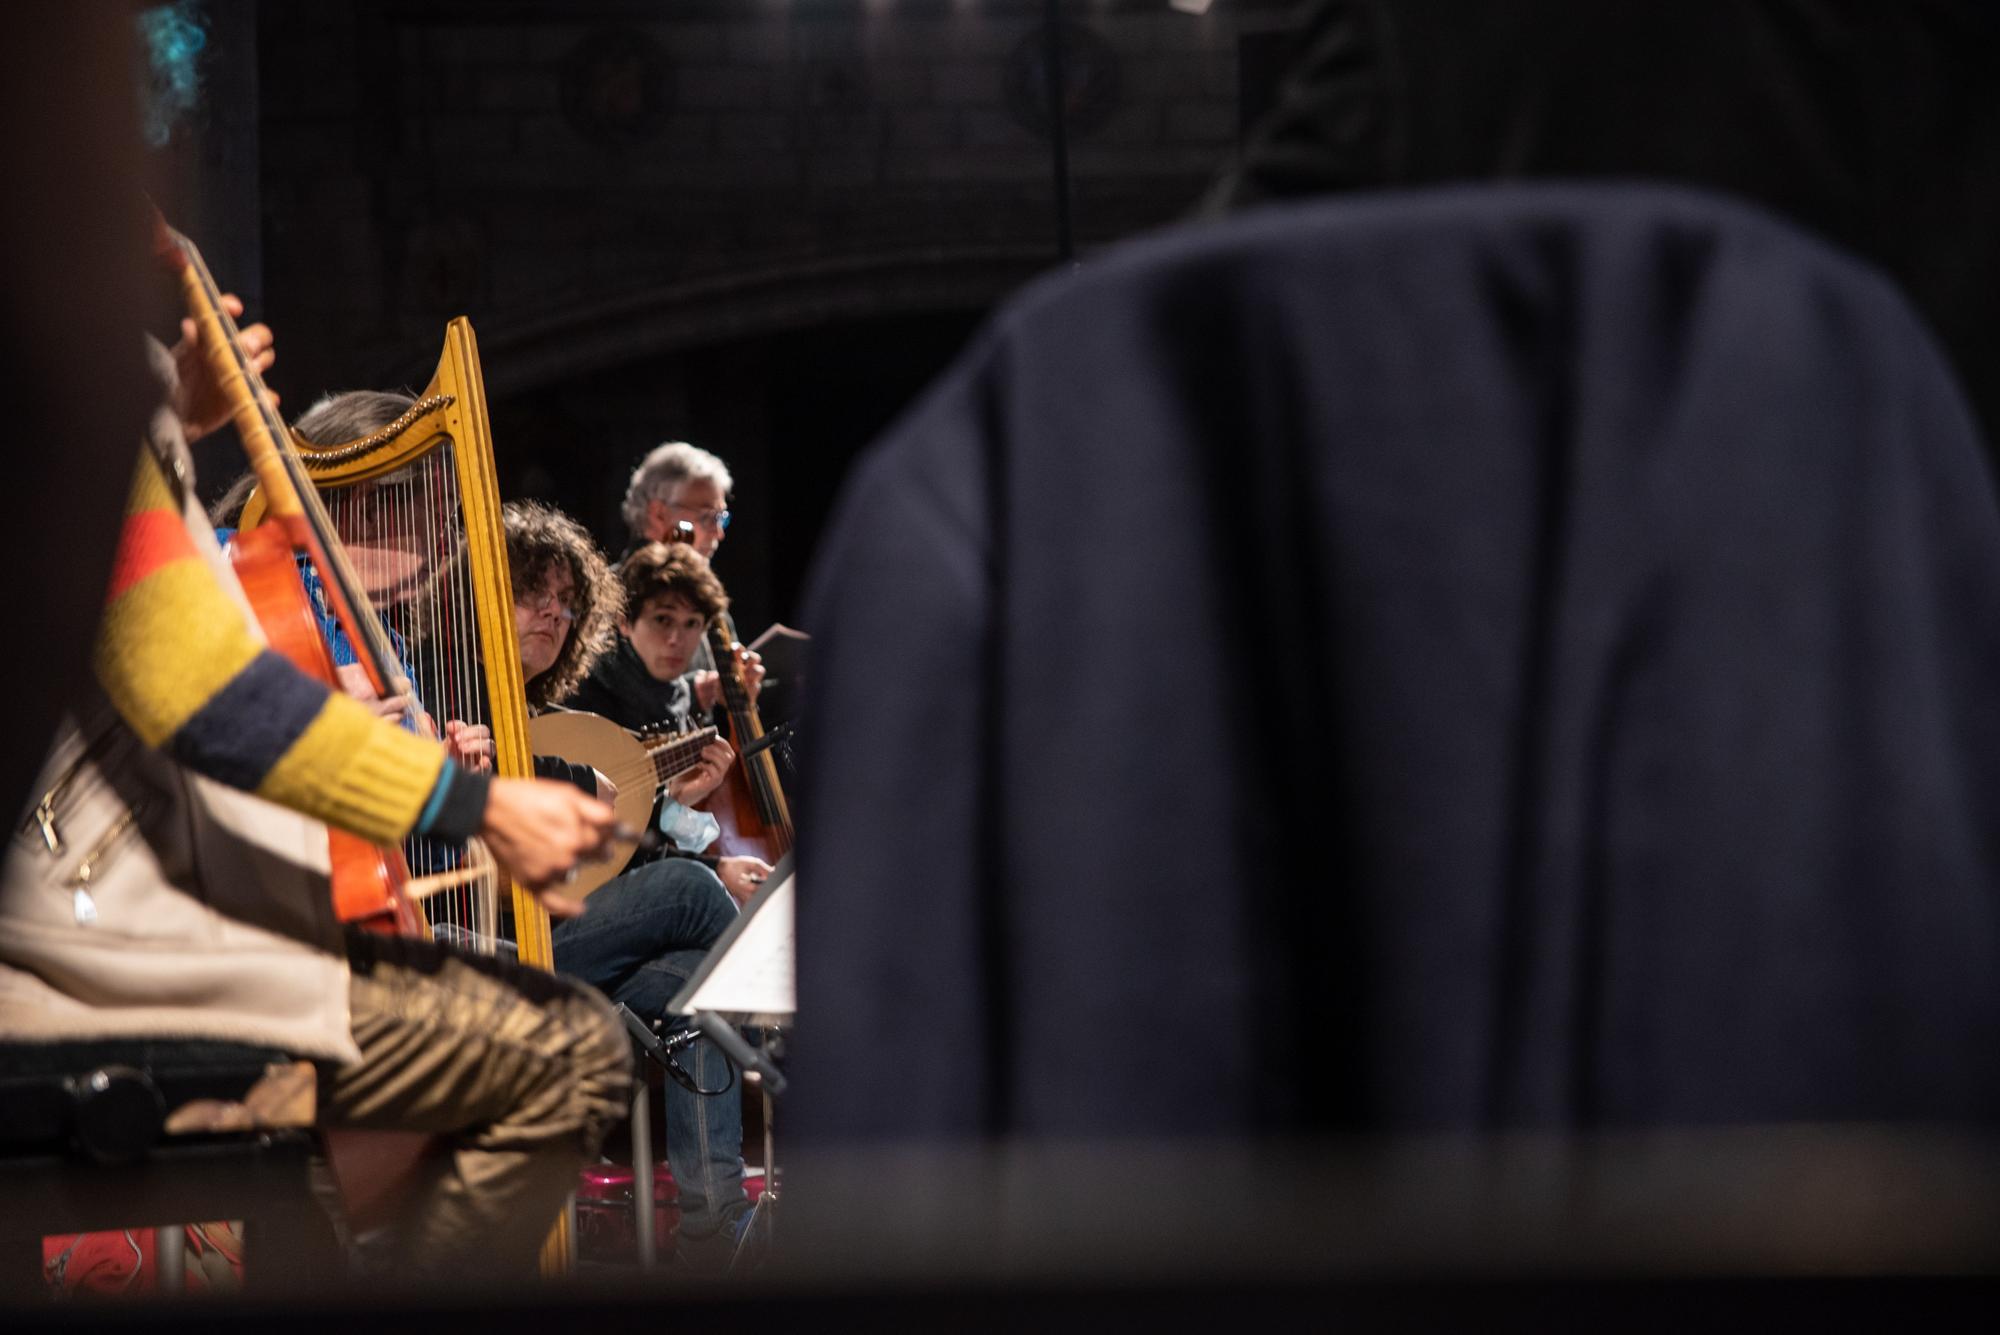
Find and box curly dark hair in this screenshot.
[504,500,623,707]
[618,540,728,625]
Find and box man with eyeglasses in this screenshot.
[622,440,733,562]
[618,440,763,714]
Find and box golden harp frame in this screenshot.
[244,318,554,970]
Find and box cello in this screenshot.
[152,211,424,937]
[663,522,794,862]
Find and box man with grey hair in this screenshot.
[618,441,765,710]
[621,440,734,560]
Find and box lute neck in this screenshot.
[646,725,717,785]
[704,613,791,837]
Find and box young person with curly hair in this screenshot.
[567,543,769,894]
[503,500,762,1267]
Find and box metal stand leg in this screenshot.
[728,1029,781,1273]
[155,1226,185,1295]
[630,1075,656,1270]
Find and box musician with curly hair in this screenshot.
[504,498,762,1269]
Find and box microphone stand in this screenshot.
[613,1003,735,1269]
[692,1016,786,1269]
[736,718,801,785]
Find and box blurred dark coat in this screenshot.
[0,9,153,814]
[793,186,2000,1142]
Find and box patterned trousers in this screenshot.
[319,928,632,1279]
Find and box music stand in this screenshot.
[670,852,795,1269]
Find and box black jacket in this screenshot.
[792,185,2000,1142]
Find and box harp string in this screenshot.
[324,447,502,953]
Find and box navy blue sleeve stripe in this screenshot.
[423,767,490,843]
[167,649,330,792]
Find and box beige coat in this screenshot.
[0,362,359,1063]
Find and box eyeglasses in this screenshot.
[667,502,730,533]
[518,588,577,623]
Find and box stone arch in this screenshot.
[363,244,1054,396]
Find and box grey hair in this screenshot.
[293,389,419,446]
[211,389,420,524]
[619,440,734,537]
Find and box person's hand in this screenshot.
[444,720,494,773]
[591,768,619,805]
[690,646,766,709]
[715,855,773,906]
[334,662,414,722]
[692,669,721,712]
[730,643,765,703]
[478,776,618,914]
[664,737,736,807]
[171,292,278,442]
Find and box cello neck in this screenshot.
[152,216,301,519]
[657,521,794,847]
[707,612,755,723]
[152,210,411,703]
[706,612,792,840]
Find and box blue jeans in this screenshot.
[551,857,747,1238]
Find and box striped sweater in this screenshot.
[94,447,464,846]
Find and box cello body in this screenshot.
[224,521,424,936]
[695,610,795,863]
[652,521,795,863]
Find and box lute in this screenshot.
[526,710,719,897]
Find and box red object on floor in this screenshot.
[576,1162,681,1264]
[41,1223,245,1297]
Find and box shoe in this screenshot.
[673,1204,760,1276]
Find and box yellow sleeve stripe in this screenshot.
[95,557,265,748]
[256,690,446,846]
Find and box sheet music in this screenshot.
[672,859,795,1021]
[745,622,810,696]
[746,622,809,654]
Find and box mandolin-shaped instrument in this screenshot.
[526,711,719,896]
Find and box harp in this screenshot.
[241,320,552,966]
[241,320,570,1271]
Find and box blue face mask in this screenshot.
[658,796,721,855]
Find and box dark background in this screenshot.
[162,0,1296,638]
